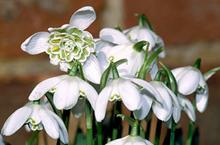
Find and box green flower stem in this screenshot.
[68,62,79,76]
[112,101,122,140]
[85,99,93,145]
[111,62,120,79]
[170,119,176,145]
[154,119,162,145]
[193,58,201,69]
[97,122,103,145]
[186,97,197,145]
[130,120,139,136]
[25,130,40,145]
[145,119,151,140]
[133,41,148,52]
[63,110,70,130]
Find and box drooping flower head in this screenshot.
[29,75,98,114]
[21,6,101,84]
[1,101,69,144]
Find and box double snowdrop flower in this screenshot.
[95,77,161,122]
[1,101,68,144]
[96,28,146,77]
[29,75,98,114]
[172,66,208,113]
[21,6,101,84]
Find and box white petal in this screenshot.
[178,68,200,95]
[129,78,163,104]
[69,6,96,30]
[133,94,153,120]
[106,136,129,145]
[39,108,59,139]
[150,81,172,121]
[164,84,181,123]
[21,32,49,55]
[78,77,98,109]
[95,84,112,122]
[1,105,32,136]
[100,28,132,45]
[137,28,156,51]
[123,26,139,41]
[198,72,206,89]
[54,77,79,110]
[164,118,172,129]
[196,83,209,113]
[178,94,196,122]
[83,54,102,84]
[149,59,159,80]
[171,66,190,80]
[71,98,85,118]
[29,75,67,101]
[48,109,69,144]
[118,79,142,111]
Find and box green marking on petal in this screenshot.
[108,56,114,62]
[26,118,36,124]
[68,28,83,36]
[79,90,85,96]
[110,94,120,101]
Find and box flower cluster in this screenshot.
[1,5,219,145]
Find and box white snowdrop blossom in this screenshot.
[124,25,165,58]
[149,81,181,124]
[105,135,153,145]
[29,75,98,111]
[95,77,161,122]
[21,6,101,84]
[172,66,208,112]
[1,102,69,144]
[97,28,145,77]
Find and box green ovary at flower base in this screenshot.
[46,26,95,69]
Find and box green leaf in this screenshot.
[175,127,183,145]
[136,14,155,32]
[117,114,145,138]
[192,127,199,145]
[25,130,40,145]
[160,62,178,95]
[73,127,87,145]
[100,59,127,91]
[203,67,220,81]
[45,92,63,119]
[138,47,163,80]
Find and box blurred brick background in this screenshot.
[0,0,220,144]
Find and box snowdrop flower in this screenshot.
[21,6,101,84]
[123,16,165,58]
[97,28,146,77]
[106,135,153,145]
[1,101,69,144]
[95,77,161,122]
[149,81,181,123]
[172,66,208,112]
[29,75,98,111]
[177,94,196,122]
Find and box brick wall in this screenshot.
[0,0,220,144]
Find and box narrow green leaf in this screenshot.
[45,92,63,119]
[25,131,40,145]
[138,47,163,80]
[192,127,199,145]
[160,62,178,95]
[203,67,220,81]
